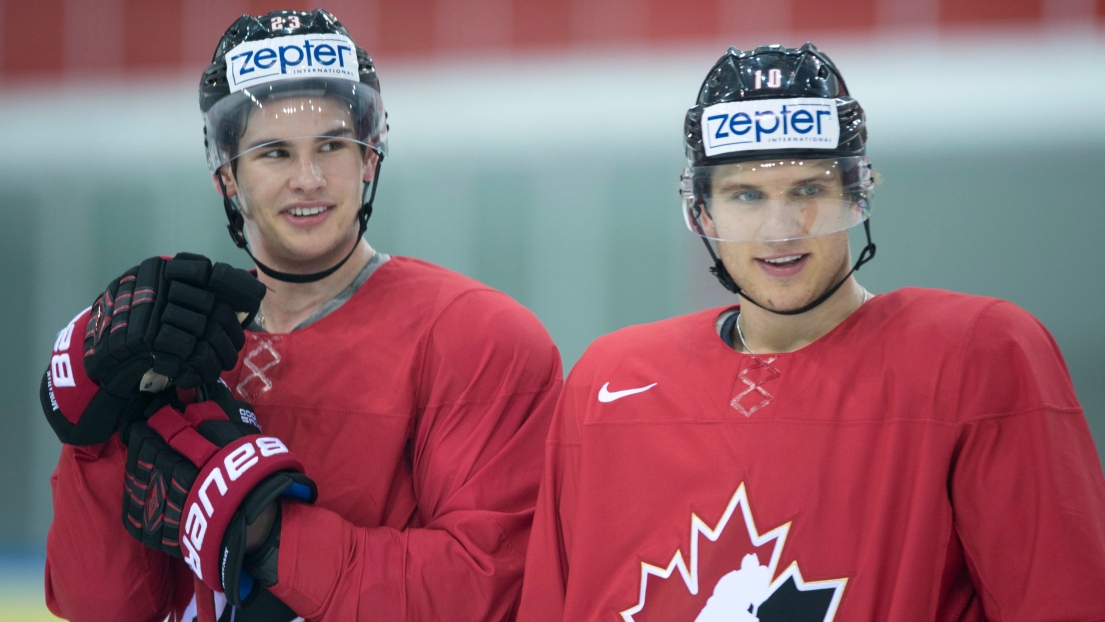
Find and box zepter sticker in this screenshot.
[225,33,359,93]
[701,98,840,157]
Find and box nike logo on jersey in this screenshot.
[598,382,658,403]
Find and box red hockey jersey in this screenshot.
[518,288,1105,621]
[46,256,563,621]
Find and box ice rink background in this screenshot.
[1,0,1103,618]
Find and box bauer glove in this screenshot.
[84,252,265,393]
[41,253,265,446]
[122,381,316,608]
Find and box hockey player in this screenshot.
[517,43,1105,620]
[43,9,562,621]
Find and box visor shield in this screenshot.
[682,156,872,243]
[204,78,387,173]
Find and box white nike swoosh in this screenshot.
[598,382,658,403]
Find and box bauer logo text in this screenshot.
[180,437,290,580]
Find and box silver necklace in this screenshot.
[733,312,756,356]
[736,288,870,356]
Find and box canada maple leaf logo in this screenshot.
[621,483,847,622]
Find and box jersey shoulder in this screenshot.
[550,309,723,441]
[376,255,500,308]
[384,255,549,331]
[869,287,1078,417]
[564,307,726,412]
[379,256,561,392]
[869,286,1052,350]
[345,255,542,328]
[575,307,725,376]
[871,286,1006,327]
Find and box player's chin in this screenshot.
[299,232,361,264]
[285,244,346,268]
[739,279,824,313]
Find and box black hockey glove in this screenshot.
[123,381,316,608]
[84,253,265,394]
[40,307,147,446]
[41,254,265,446]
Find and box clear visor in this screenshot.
[682,156,873,243]
[203,78,387,173]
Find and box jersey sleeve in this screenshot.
[44,312,193,622]
[950,300,1105,619]
[267,289,563,620]
[516,353,589,621]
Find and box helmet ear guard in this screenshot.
[213,173,248,250]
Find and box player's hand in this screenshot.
[42,308,150,446]
[84,253,266,395]
[41,254,265,446]
[122,381,316,608]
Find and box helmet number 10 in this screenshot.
[754,69,782,90]
[271,15,302,31]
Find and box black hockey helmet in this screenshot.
[199,9,388,284]
[681,43,876,314]
[200,9,387,173]
[199,10,381,111]
[684,42,866,166]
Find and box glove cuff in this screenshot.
[223,472,313,607]
[174,432,305,591]
[42,368,150,446]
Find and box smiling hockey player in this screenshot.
[43,9,562,621]
[517,43,1105,621]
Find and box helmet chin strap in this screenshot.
[704,219,876,316]
[216,157,383,284]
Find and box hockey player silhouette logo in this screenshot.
[621,484,847,622]
[696,553,771,621]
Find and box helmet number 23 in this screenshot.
[754,69,782,89]
[271,15,301,31]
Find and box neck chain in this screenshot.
[736,288,870,356]
[733,313,755,356]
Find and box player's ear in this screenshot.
[362,150,379,183]
[698,201,719,238]
[214,167,238,199]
